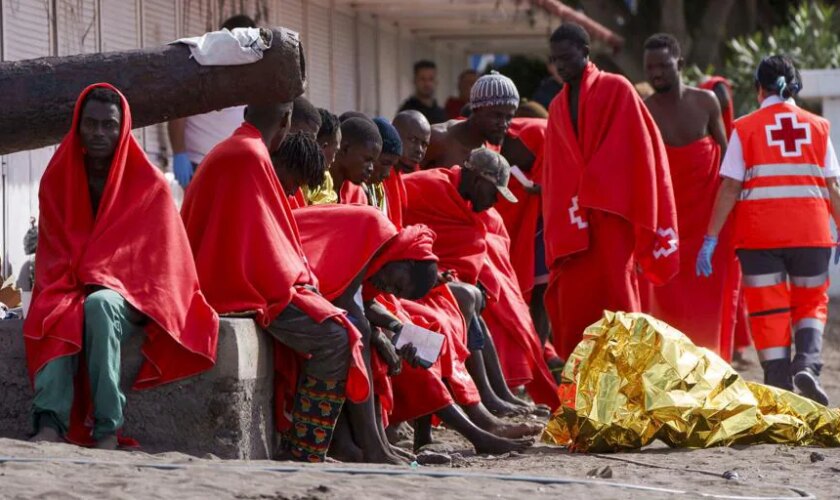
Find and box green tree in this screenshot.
[723,1,840,116]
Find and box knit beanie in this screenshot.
[373,117,403,156]
[470,71,520,109]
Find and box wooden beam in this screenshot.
[0,28,306,155]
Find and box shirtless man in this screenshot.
[643,33,735,355]
[421,72,519,169]
[643,34,727,150]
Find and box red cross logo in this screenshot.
[765,113,811,157]
[653,227,678,259]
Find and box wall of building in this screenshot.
[0,0,469,281]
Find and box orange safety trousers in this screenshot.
[737,248,829,372]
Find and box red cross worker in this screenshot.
[696,55,840,405]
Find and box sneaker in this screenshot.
[793,369,829,406]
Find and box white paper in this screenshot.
[394,323,445,365]
[510,165,534,189]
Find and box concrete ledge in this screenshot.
[0,318,275,459]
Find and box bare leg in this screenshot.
[463,402,542,439]
[30,426,63,443]
[375,396,415,462]
[328,412,363,462]
[530,284,550,345]
[478,317,533,410]
[436,405,533,454]
[465,344,523,416]
[413,415,433,450]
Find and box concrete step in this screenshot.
[0,318,275,459]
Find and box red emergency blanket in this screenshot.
[181,122,369,432]
[24,83,219,444]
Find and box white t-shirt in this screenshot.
[183,106,246,164]
[720,95,840,180]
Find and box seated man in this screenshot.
[368,117,404,224]
[272,130,328,205]
[301,108,342,206]
[403,148,560,413]
[26,84,219,449]
[421,72,518,169]
[182,100,368,463]
[392,110,431,175]
[297,205,534,457]
[296,205,435,463]
[331,117,382,204]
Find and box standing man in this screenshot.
[542,23,679,359]
[642,33,738,356]
[421,72,519,169]
[700,75,736,138]
[399,60,447,125]
[697,56,840,404]
[445,69,479,119]
[168,15,256,187]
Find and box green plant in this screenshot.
[723,1,840,116]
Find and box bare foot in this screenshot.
[389,443,416,462]
[329,437,364,463]
[30,426,63,444]
[489,421,543,439]
[386,421,413,445]
[473,435,534,455]
[94,434,119,450]
[530,404,551,417]
[365,446,412,465]
[483,397,529,417]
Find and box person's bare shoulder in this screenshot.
[686,86,720,113]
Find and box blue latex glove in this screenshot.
[696,235,718,277]
[173,152,194,188]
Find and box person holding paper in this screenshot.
[295,204,438,463]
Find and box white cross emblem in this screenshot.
[765,112,811,157]
[652,227,678,259]
[568,196,588,230]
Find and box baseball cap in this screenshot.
[464,148,518,203]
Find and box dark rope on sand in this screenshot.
[0,455,815,499]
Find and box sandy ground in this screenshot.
[3,323,840,499]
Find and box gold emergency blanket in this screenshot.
[542,312,840,452]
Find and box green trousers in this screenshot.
[32,289,141,440]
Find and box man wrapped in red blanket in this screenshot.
[403,148,560,414]
[26,84,218,450]
[543,25,679,359]
[182,101,367,463]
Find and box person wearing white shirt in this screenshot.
[167,14,255,188]
[697,56,840,405]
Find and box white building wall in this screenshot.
[1,0,55,278]
[377,23,400,119]
[0,0,457,281]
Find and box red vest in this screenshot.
[733,102,833,249]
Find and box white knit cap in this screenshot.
[469,71,520,109]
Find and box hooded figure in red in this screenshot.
[544,25,679,359]
[25,84,218,448]
[181,101,368,463]
[296,204,439,463]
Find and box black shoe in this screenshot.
[793,369,829,406]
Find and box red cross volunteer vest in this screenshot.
[733,101,833,249]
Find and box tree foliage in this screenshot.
[723,1,840,116]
